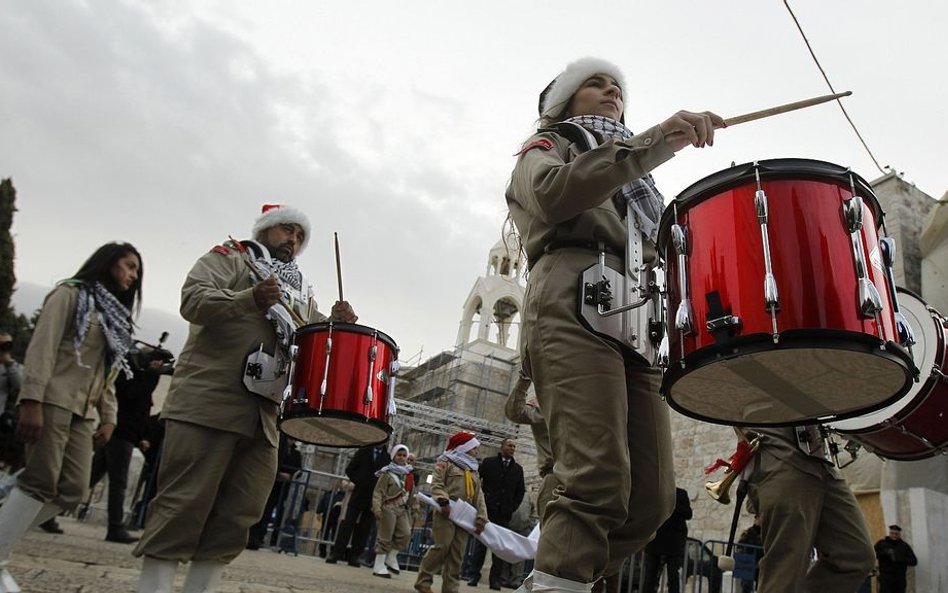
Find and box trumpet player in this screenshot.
[744,425,875,593]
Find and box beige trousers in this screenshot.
[133,419,276,563]
[375,505,411,554]
[524,249,675,583]
[749,451,875,593]
[414,512,468,593]
[19,403,95,510]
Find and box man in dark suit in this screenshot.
[326,443,390,566]
[641,487,693,593]
[467,438,525,589]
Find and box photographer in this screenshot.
[88,337,174,543]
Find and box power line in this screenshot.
[783,0,886,176]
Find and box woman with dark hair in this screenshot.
[505,58,722,592]
[0,242,143,592]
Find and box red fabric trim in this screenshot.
[514,138,554,156]
[211,245,231,256]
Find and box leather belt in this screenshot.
[529,240,623,270]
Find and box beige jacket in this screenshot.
[505,124,674,266]
[371,470,411,515]
[160,241,323,445]
[431,458,488,522]
[19,284,117,424]
[753,426,841,480]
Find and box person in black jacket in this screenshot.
[88,343,171,543]
[325,443,390,566]
[466,438,525,589]
[874,525,918,593]
[641,487,693,593]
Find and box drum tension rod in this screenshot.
[754,163,780,343]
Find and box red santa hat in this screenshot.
[251,204,311,253]
[446,431,480,454]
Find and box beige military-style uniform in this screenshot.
[506,125,677,582]
[371,470,412,554]
[748,427,875,593]
[18,284,117,511]
[135,240,323,563]
[415,459,488,593]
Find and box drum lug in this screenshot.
[880,237,916,347]
[843,195,883,323]
[365,341,378,404]
[657,335,670,368]
[753,164,780,337]
[670,224,694,336]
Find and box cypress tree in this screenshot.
[0,178,16,329]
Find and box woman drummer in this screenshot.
[0,242,142,591]
[505,57,722,591]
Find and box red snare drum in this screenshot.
[830,289,948,460]
[280,322,398,447]
[658,159,916,426]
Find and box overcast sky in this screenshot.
[3,0,945,360]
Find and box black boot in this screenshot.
[105,526,140,544]
[38,518,64,534]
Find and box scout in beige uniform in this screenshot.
[747,426,874,593]
[415,431,489,593]
[134,205,357,593]
[505,57,723,592]
[0,242,142,593]
[371,443,414,579]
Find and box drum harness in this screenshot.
[236,239,313,403]
[539,121,665,362]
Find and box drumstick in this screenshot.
[723,91,852,127]
[334,232,344,302]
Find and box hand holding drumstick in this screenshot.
[659,91,851,152]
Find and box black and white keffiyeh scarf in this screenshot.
[564,114,667,242]
[247,249,306,352]
[441,450,479,472]
[376,462,414,478]
[73,281,134,378]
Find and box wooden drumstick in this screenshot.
[334,232,344,302]
[228,235,307,326]
[723,91,852,127]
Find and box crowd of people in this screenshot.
[0,55,926,593]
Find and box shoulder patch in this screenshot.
[514,138,554,156]
[211,245,231,256]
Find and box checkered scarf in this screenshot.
[564,114,667,242]
[247,249,305,352]
[74,281,134,378]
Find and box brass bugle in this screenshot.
[705,429,761,505]
[705,468,741,505]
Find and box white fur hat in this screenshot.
[539,57,626,120]
[251,204,311,253]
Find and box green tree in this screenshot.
[0,178,33,358]
[0,178,15,325]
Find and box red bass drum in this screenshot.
[657,158,916,426]
[830,289,948,460]
[280,322,398,447]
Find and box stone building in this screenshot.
[392,231,536,484]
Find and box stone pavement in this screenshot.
[6,515,433,593]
